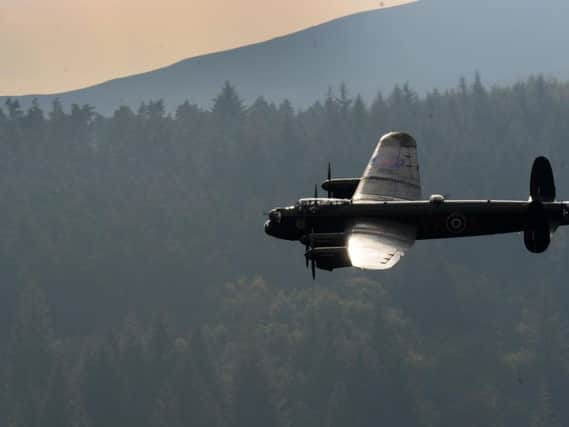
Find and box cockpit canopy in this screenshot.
[296,198,350,207]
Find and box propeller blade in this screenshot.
[304,228,314,269]
[327,162,332,198]
[314,184,318,199]
[311,259,316,280]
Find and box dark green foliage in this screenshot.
[82,344,122,427]
[213,81,245,123]
[2,77,569,426]
[41,360,71,427]
[232,350,278,427]
[5,284,55,426]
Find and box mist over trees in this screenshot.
[1,76,569,426]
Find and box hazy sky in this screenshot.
[0,0,413,95]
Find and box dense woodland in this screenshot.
[2,75,569,426]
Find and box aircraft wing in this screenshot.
[346,221,416,270]
[352,132,421,202]
[305,220,416,271]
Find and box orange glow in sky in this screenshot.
[0,0,414,95]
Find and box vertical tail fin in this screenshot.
[525,156,555,253]
[530,156,555,202]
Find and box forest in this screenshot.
[1,75,569,426]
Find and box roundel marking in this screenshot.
[446,212,467,234]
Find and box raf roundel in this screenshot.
[446,213,467,234]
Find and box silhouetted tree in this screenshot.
[232,351,278,427]
[213,81,244,121]
[5,283,55,426]
[82,344,121,427]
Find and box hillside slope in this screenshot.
[4,0,569,114]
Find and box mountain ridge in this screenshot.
[3,0,569,114]
[9,3,418,99]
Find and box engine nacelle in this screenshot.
[321,178,360,199]
[306,247,351,271]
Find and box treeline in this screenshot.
[1,76,569,426]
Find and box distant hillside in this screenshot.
[3,76,569,426]
[3,0,569,114]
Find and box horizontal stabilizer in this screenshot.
[530,156,555,202]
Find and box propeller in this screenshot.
[311,258,316,280]
[303,229,316,280]
[304,228,313,269]
[304,184,319,279]
[304,249,316,280]
[327,162,332,198]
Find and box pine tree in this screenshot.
[351,94,368,148]
[531,379,560,427]
[231,350,278,427]
[338,82,352,116]
[157,330,223,427]
[212,81,244,121]
[175,100,201,123]
[458,75,468,96]
[24,99,45,129]
[48,98,65,122]
[82,344,121,427]
[118,314,153,427]
[41,360,72,427]
[5,98,23,121]
[5,283,56,427]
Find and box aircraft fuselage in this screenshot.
[265,199,569,242]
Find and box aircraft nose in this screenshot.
[268,209,282,223]
[264,220,274,236]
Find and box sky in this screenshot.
[0,0,413,95]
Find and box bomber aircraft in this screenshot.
[264,132,568,279]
